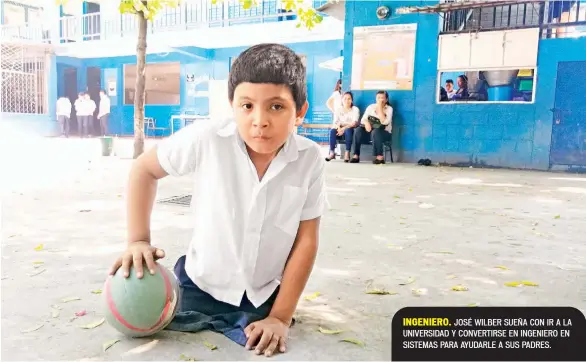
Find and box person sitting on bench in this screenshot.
[325,91,359,162]
[351,90,393,164]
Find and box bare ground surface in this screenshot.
[2,136,586,361]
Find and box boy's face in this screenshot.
[445,82,453,91]
[231,82,307,156]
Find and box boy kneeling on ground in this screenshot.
[109,43,326,357]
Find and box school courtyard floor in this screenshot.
[2,135,586,361]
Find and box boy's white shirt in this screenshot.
[86,99,96,115]
[56,98,71,117]
[156,117,327,308]
[98,96,111,118]
[75,99,96,116]
[74,99,85,115]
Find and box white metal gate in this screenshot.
[0,43,48,114]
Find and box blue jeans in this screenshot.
[80,116,92,136]
[329,127,354,153]
[166,255,279,346]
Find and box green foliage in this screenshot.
[61,0,323,29]
[295,6,323,30]
[118,0,180,21]
[211,0,323,29]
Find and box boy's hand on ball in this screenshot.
[109,241,165,278]
[244,316,289,357]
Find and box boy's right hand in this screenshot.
[109,241,165,279]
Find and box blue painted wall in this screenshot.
[0,113,59,137]
[57,40,343,136]
[343,0,586,170]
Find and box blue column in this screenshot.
[103,68,121,134]
[78,64,88,93]
[47,53,59,136]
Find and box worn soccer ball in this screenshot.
[103,263,180,337]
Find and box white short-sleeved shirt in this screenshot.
[56,97,71,117]
[156,118,327,308]
[333,106,360,128]
[74,99,85,116]
[98,97,111,118]
[360,104,393,133]
[329,91,342,112]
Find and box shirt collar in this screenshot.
[216,120,308,163]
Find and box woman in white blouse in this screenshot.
[351,90,393,164]
[326,91,360,162]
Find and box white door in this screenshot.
[208,79,232,121]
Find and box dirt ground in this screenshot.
[2,136,585,361]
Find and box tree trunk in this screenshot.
[133,11,148,159]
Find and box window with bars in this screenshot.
[0,44,47,114]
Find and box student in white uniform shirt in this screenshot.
[98,89,111,136]
[326,79,342,114]
[325,91,360,162]
[74,92,85,136]
[84,93,96,137]
[108,44,326,357]
[56,96,72,137]
[351,90,393,164]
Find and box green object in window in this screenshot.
[518,79,533,92]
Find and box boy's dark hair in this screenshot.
[99,89,106,94]
[439,86,448,101]
[446,79,453,85]
[228,43,307,111]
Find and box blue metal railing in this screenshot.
[113,0,299,36]
[0,0,306,44]
[441,0,586,38]
[541,0,586,38]
[313,0,330,9]
[441,2,542,33]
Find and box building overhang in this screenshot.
[53,17,344,58]
[318,55,343,72]
[316,0,346,22]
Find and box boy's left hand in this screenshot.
[244,316,289,357]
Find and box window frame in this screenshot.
[435,66,538,105]
[123,62,181,106]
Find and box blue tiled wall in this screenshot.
[343,1,586,170]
